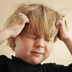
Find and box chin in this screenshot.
[32,61,40,65]
[30,61,41,65]
[29,59,42,65]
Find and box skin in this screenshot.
[56,18,72,54]
[0,13,29,44]
[15,34,55,64]
[0,13,72,65]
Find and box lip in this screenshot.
[31,51,43,56]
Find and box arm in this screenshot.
[0,13,29,45]
[63,36,72,55]
[56,17,72,55]
[0,28,12,44]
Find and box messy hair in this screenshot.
[5,3,63,51]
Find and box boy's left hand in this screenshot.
[56,17,70,42]
[56,17,72,54]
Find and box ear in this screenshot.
[8,37,16,48]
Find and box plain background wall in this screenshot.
[0,0,72,66]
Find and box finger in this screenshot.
[56,17,66,30]
[18,13,29,24]
[13,13,29,25]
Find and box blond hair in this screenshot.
[5,3,63,51]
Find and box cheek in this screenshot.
[22,38,34,50]
[44,43,53,57]
[15,37,34,53]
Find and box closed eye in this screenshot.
[45,38,51,41]
[31,36,37,39]
[28,35,37,39]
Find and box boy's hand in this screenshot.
[7,13,29,37]
[56,17,70,42]
[56,18,72,54]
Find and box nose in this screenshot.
[35,38,45,48]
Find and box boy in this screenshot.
[0,3,72,72]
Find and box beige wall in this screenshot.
[0,0,72,65]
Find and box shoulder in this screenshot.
[0,55,8,59]
[0,55,10,60]
[42,63,72,72]
[0,55,11,65]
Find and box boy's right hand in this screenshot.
[7,13,29,38]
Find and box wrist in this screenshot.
[63,34,72,44]
[5,27,14,38]
[63,34,72,55]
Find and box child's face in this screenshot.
[15,33,55,64]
